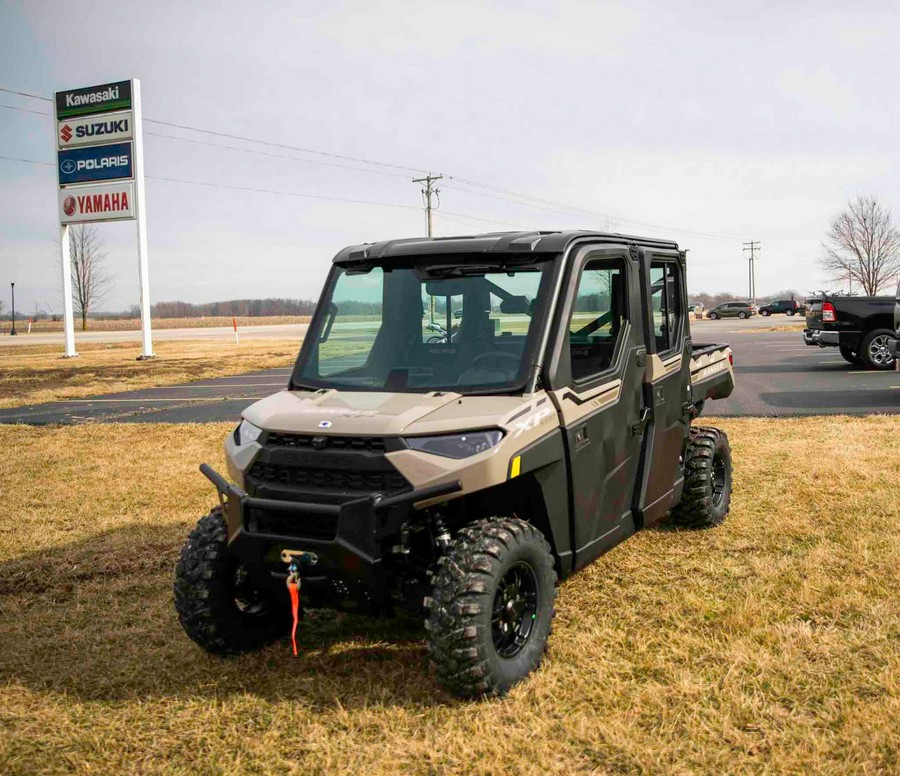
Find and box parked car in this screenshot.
[707,302,755,320]
[803,292,897,370]
[758,299,800,316]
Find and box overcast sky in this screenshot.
[2,0,899,314]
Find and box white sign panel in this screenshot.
[57,110,134,148]
[59,181,135,223]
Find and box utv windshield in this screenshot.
[294,257,554,394]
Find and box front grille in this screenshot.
[247,507,337,540]
[247,462,407,495]
[244,434,412,515]
[266,433,386,452]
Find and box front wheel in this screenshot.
[426,517,557,698]
[671,427,732,528]
[174,508,290,655]
[761,310,771,317]
[859,329,896,370]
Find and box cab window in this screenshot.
[650,261,683,352]
[568,259,627,382]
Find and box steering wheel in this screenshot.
[471,351,521,370]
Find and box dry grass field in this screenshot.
[0,340,299,409]
[2,316,311,334]
[1,416,898,774]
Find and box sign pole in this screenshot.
[59,223,77,357]
[132,78,154,359]
[54,105,77,357]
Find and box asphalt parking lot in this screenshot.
[0,318,896,425]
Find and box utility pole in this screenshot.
[9,282,16,336]
[412,173,443,237]
[742,241,760,304]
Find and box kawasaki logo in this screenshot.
[65,85,119,108]
[60,124,73,142]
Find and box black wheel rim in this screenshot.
[491,561,538,659]
[233,565,270,616]
[710,451,727,508]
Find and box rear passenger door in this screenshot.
[635,255,690,524]
[547,247,646,569]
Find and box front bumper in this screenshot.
[803,328,840,347]
[200,463,460,615]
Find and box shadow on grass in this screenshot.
[0,525,453,709]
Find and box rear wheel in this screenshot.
[839,345,863,366]
[786,310,795,316]
[426,517,557,698]
[859,329,896,370]
[174,508,290,655]
[672,427,732,528]
[738,311,748,319]
[709,312,719,320]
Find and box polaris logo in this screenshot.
[57,141,133,184]
[65,85,119,109]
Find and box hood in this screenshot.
[242,389,548,437]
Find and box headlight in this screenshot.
[235,419,263,446]
[406,430,503,459]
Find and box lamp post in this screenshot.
[9,282,16,336]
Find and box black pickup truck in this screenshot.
[888,283,900,360]
[804,292,897,370]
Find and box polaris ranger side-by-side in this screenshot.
[175,231,736,697]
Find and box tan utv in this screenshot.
[175,231,736,698]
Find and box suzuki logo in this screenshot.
[60,124,73,143]
[60,159,76,174]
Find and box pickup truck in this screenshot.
[889,282,900,360]
[175,230,735,698]
[803,293,897,369]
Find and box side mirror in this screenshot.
[318,302,338,342]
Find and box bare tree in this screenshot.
[67,224,113,330]
[819,196,900,296]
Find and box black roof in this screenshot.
[332,230,679,264]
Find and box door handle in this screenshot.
[631,408,651,437]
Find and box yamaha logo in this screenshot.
[60,124,73,143]
[63,196,76,216]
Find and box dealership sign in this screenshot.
[58,141,133,185]
[55,80,132,119]
[59,182,135,223]
[54,78,153,359]
[58,111,133,148]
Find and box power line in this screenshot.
[145,130,412,179]
[0,86,51,101]
[0,85,429,176]
[144,175,422,210]
[0,154,421,210]
[0,103,52,117]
